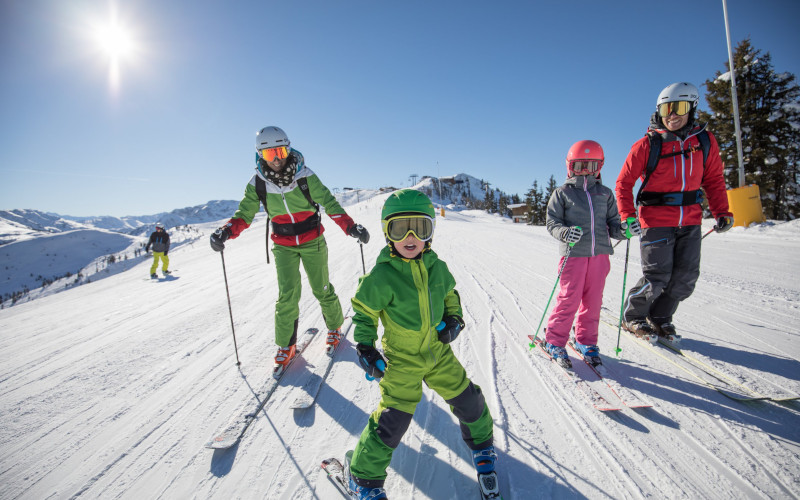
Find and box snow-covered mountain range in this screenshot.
[0,175,503,307]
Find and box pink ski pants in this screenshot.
[545,254,611,347]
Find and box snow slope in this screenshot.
[1,193,799,499]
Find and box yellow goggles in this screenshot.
[382,215,435,242]
[657,101,692,117]
[260,146,290,162]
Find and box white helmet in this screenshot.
[255,126,290,151]
[155,222,165,229]
[657,82,699,108]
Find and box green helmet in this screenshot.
[381,189,436,220]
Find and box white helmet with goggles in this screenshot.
[256,126,290,151]
[656,82,699,118]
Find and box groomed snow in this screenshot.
[1,193,799,499]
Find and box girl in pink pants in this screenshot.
[543,140,629,367]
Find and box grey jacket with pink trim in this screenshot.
[546,174,625,257]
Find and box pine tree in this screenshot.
[542,175,559,224]
[698,38,800,220]
[525,180,545,225]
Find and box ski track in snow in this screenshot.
[0,203,799,499]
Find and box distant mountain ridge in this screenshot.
[0,173,513,307]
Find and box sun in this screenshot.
[95,23,134,60]
[91,10,137,94]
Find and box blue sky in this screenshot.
[2,0,799,217]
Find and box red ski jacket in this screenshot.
[616,124,732,228]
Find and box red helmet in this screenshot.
[565,140,604,177]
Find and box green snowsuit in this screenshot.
[349,245,494,486]
[226,151,352,346]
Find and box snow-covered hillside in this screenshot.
[0,176,483,308]
[1,194,799,499]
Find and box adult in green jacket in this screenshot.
[209,126,369,376]
[347,189,497,499]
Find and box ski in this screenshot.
[477,471,503,499]
[598,311,776,402]
[617,325,769,402]
[655,338,799,402]
[320,457,352,499]
[529,336,621,411]
[205,328,319,449]
[566,340,653,409]
[291,316,355,409]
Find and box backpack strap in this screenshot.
[254,176,271,264]
[296,176,319,213]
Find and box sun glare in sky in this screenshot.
[91,8,137,95]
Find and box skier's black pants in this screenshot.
[624,225,702,324]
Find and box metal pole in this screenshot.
[220,250,242,366]
[722,0,746,187]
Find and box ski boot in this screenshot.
[273,344,296,378]
[472,446,501,499]
[162,270,172,276]
[325,327,342,356]
[150,273,158,279]
[543,342,572,369]
[347,476,387,500]
[623,320,657,343]
[572,339,602,367]
[649,320,682,346]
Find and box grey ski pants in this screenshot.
[623,225,702,324]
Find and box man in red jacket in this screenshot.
[615,82,734,342]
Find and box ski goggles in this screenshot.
[382,215,435,242]
[569,160,601,174]
[260,146,290,162]
[657,101,692,117]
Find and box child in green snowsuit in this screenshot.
[348,189,497,499]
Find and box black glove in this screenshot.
[356,343,386,380]
[145,246,151,253]
[210,226,232,252]
[348,224,370,244]
[715,215,734,233]
[437,315,465,344]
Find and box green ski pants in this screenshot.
[349,345,494,486]
[149,252,169,274]
[272,236,344,347]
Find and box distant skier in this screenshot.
[145,222,171,279]
[208,126,369,376]
[543,140,629,367]
[347,189,498,499]
[616,82,734,341]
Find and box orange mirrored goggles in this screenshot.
[657,101,692,117]
[260,146,290,162]
[570,160,601,174]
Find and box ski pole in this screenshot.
[614,238,631,357]
[530,229,579,347]
[359,242,366,275]
[220,250,241,366]
[701,226,716,239]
